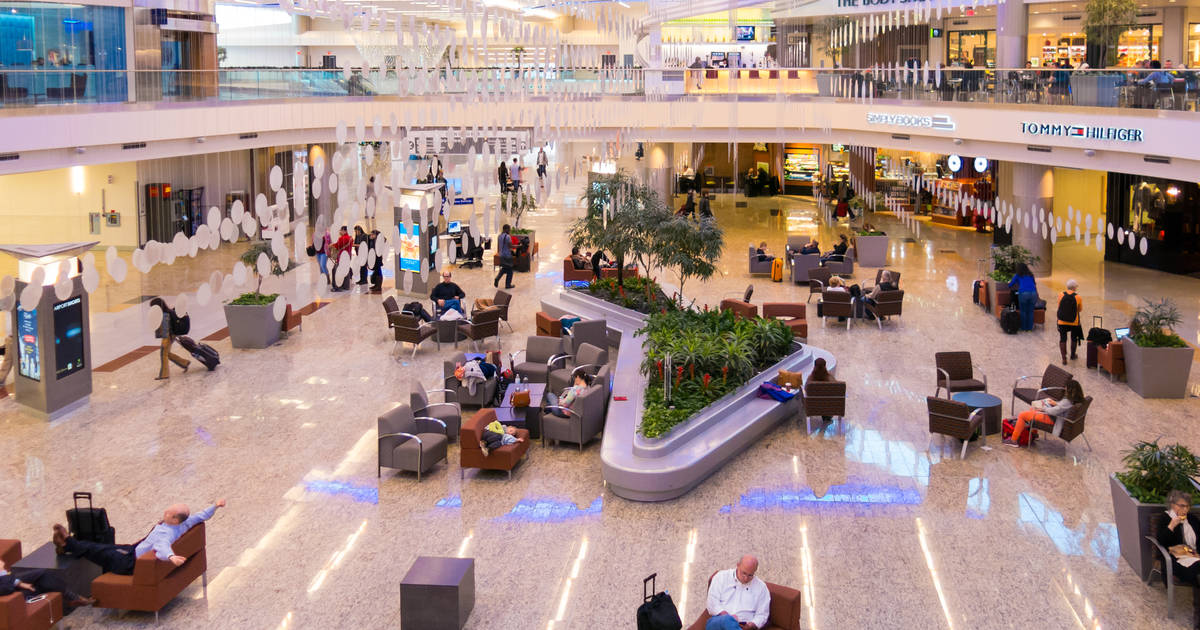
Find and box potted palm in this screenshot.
[1123,298,1194,398]
[983,245,1039,315]
[224,243,292,349]
[1111,440,1200,579]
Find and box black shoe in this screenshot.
[493,278,499,288]
[505,284,515,289]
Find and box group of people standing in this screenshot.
[312,225,383,293]
[498,147,550,193]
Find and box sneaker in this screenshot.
[479,440,490,457]
[1002,438,1020,448]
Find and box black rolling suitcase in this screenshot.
[637,573,682,630]
[66,492,115,544]
[176,335,220,371]
[1000,303,1021,335]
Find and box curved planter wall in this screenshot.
[554,288,837,502]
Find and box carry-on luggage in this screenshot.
[972,280,982,305]
[176,335,220,371]
[66,492,116,544]
[770,257,784,282]
[1002,418,1038,446]
[1000,303,1021,335]
[637,573,682,630]
[1085,316,1102,368]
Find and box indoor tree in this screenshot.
[816,16,854,67]
[1083,0,1138,68]
[653,216,724,304]
[570,169,660,287]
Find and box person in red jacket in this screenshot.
[328,226,354,292]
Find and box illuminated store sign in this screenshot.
[1019,122,1144,142]
[866,112,956,132]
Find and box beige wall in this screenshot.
[1051,167,1106,262]
[0,162,139,248]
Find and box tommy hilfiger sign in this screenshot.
[1020,122,1144,142]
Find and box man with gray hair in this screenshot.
[1056,279,1083,365]
[705,554,770,630]
[51,499,226,575]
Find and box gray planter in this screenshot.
[854,235,888,267]
[223,303,281,349]
[1072,74,1121,107]
[1110,474,1165,580]
[816,73,835,97]
[1123,341,1194,399]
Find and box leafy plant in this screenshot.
[1115,440,1200,504]
[571,170,664,287]
[636,309,794,438]
[816,16,853,66]
[577,276,675,314]
[1130,297,1188,348]
[238,242,296,298]
[1084,0,1138,68]
[653,216,724,303]
[230,292,279,306]
[988,244,1040,282]
[501,190,537,228]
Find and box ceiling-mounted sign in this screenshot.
[867,112,956,132]
[1020,122,1144,143]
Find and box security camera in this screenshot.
[953,138,964,146]
[1083,149,1096,157]
[196,137,207,144]
[74,146,86,154]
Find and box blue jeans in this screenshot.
[706,615,743,630]
[1017,291,1037,331]
[317,252,328,276]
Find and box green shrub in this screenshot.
[1130,297,1188,348]
[637,309,794,438]
[576,276,675,314]
[230,292,279,306]
[989,244,1039,282]
[1115,440,1200,504]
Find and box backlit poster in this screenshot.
[53,296,85,379]
[17,308,39,382]
[398,223,420,272]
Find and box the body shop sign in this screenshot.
[1020,122,1144,142]
[867,112,956,132]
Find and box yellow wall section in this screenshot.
[1052,168,1106,235]
[0,162,139,249]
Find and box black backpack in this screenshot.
[637,574,682,630]
[1056,291,1078,324]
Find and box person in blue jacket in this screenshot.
[1008,263,1038,331]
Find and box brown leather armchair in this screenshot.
[762,303,807,338]
[1097,340,1125,381]
[718,299,757,320]
[535,311,562,337]
[806,267,832,303]
[563,258,593,283]
[460,409,531,479]
[686,571,803,630]
[926,396,985,459]
[91,523,207,623]
[0,540,63,630]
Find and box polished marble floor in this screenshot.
[1,179,1198,630]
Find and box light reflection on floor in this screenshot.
[496,496,603,522]
[302,479,380,504]
[723,481,925,513]
[1018,492,1119,569]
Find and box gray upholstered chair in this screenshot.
[565,318,607,354]
[541,382,607,450]
[791,253,821,284]
[784,235,811,261]
[443,354,499,407]
[549,343,608,392]
[874,269,901,287]
[748,245,774,275]
[513,336,569,384]
[824,247,856,275]
[377,404,448,480]
[411,380,462,440]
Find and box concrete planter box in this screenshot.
[1110,474,1165,580]
[854,235,888,267]
[816,73,835,97]
[224,303,281,349]
[1123,341,1194,399]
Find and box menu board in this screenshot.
[53,296,85,380]
[17,308,39,382]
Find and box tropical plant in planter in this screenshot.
[501,189,537,229]
[1110,440,1200,577]
[988,244,1040,282]
[1083,0,1138,68]
[570,170,662,287]
[225,242,296,349]
[1123,297,1194,398]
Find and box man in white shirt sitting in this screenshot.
[705,554,770,630]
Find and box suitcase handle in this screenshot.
[73,491,93,512]
[643,573,656,603]
[1092,315,1103,328]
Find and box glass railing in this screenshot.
[1,66,1196,113]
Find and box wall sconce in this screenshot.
[69,165,85,195]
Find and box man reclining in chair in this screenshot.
[51,499,226,575]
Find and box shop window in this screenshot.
[1115,25,1163,67]
[1188,24,1200,67]
[0,2,127,103]
[946,30,994,68]
[1107,173,1200,276]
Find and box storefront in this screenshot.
[783,144,819,195]
[947,29,995,67]
[1190,23,1200,67]
[659,8,775,69]
[1106,173,1200,276]
[0,1,128,103]
[1027,10,1162,67]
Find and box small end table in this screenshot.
[501,382,547,439]
[11,542,103,599]
[400,556,474,630]
[434,318,466,348]
[952,391,1003,436]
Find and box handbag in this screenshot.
[170,313,191,336]
[510,389,531,407]
[757,381,797,402]
[306,244,317,257]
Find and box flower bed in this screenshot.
[637,309,793,438]
[574,276,676,315]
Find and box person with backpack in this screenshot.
[1056,279,1083,365]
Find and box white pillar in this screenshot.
[996,0,1028,69]
[999,161,1054,276]
[1161,7,1186,66]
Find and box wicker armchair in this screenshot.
[1010,364,1072,416]
[803,380,846,433]
[1027,396,1092,452]
[458,307,502,352]
[1145,525,1196,621]
[473,289,512,331]
[864,290,904,327]
[818,290,854,330]
[807,268,832,303]
[926,396,985,458]
[874,269,901,287]
[390,311,436,358]
[934,351,987,397]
